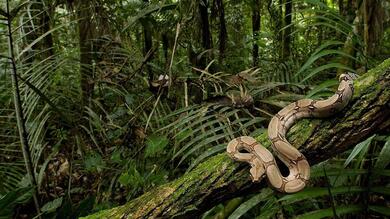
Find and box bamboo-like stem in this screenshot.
[6,0,41,216]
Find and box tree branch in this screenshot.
[83,59,390,219]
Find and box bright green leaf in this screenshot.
[145,135,169,158]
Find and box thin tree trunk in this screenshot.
[83,58,390,219]
[140,0,156,84]
[162,33,169,68]
[346,0,356,23]
[362,0,384,58]
[198,0,212,69]
[282,0,292,59]
[199,0,212,50]
[267,0,283,60]
[337,0,360,75]
[252,0,261,66]
[339,0,344,16]
[77,1,95,106]
[217,0,227,63]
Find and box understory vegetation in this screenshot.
[0,0,389,218]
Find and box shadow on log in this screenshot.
[83,59,390,219]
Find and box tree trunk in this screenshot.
[337,0,360,76]
[83,58,390,218]
[282,0,292,59]
[162,33,169,68]
[252,0,261,67]
[199,0,212,51]
[362,0,384,58]
[216,0,227,63]
[198,0,212,69]
[77,1,95,106]
[339,0,344,16]
[267,0,284,60]
[142,0,154,82]
[346,0,356,23]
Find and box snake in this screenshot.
[226,73,355,193]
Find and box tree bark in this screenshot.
[282,0,292,59]
[267,0,283,60]
[199,0,212,51]
[77,0,95,106]
[141,0,154,82]
[362,0,384,58]
[198,0,213,69]
[337,0,360,76]
[83,58,390,218]
[215,0,227,63]
[252,0,261,67]
[339,0,344,16]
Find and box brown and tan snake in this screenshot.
[227,73,355,193]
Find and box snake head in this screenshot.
[340,72,359,81]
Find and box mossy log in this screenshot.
[83,59,390,219]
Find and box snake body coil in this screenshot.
[227,73,355,193]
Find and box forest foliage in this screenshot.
[0,0,390,218]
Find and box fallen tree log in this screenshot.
[83,59,390,219]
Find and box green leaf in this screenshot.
[311,168,390,178]
[256,197,279,219]
[0,187,32,218]
[374,137,390,169]
[228,189,274,219]
[296,205,362,219]
[370,187,390,195]
[344,135,375,167]
[124,3,177,30]
[369,205,390,216]
[118,168,144,187]
[0,8,8,18]
[118,172,132,186]
[41,197,63,213]
[76,196,96,217]
[6,1,29,21]
[297,45,352,77]
[187,144,226,171]
[302,63,355,82]
[84,153,106,173]
[111,150,122,164]
[0,187,32,209]
[306,79,338,98]
[175,129,193,142]
[16,24,68,61]
[278,186,365,205]
[125,94,136,105]
[145,135,169,158]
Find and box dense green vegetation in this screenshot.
[0,0,389,218]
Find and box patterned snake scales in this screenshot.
[227,73,355,193]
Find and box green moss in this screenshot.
[288,119,318,148]
[80,206,121,219]
[255,132,271,148]
[354,58,390,96]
